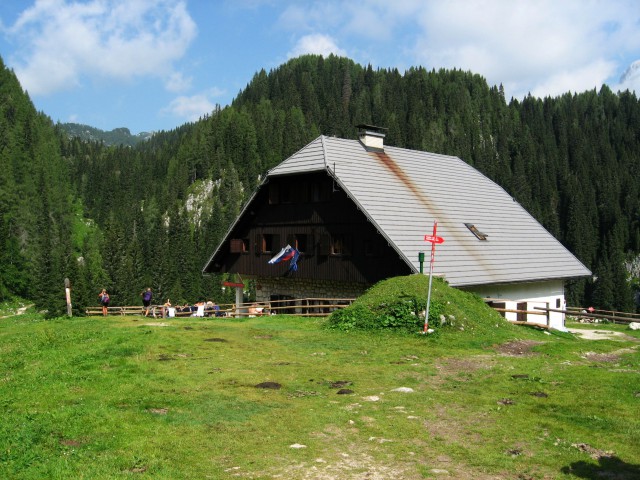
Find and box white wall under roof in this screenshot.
[464,279,567,330]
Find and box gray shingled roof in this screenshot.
[268,135,591,287]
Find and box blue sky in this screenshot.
[0,0,639,135]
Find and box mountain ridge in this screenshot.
[58,122,154,146]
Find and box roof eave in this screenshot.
[452,271,592,289]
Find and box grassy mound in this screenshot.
[327,274,514,336]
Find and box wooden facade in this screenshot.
[204,171,412,284]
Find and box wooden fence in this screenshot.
[550,307,640,324]
[85,297,355,318]
[485,303,640,330]
[487,306,552,329]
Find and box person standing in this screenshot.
[99,289,110,317]
[141,287,153,317]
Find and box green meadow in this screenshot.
[1,282,639,479]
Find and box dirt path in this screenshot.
[567,327,638,341]
[0,304,32,319]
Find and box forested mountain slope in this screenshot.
[0,58,79,312]
[1,54,639,315]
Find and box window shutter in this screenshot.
[255,233,263,254]
[319,234,331,255]
[306,234,314,256]
[230,239,244,253]
[343,234,352,255]
[268,184,279,204]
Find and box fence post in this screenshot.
[546,303,550,328]
[64,277,72,317]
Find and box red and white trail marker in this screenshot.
[423,221,444,333]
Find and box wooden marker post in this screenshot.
[423,221,444,333]
[64,277,72,317]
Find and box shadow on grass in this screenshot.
[561,456,640,479]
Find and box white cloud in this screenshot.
[162,87,225,122]
[165,71,192,93]
[529,60,617,98]
[288,33,346,59]
[276,0,639,99]
[410,0,640,99]
[6,0,197,96]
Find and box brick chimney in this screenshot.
[357,124,387,152]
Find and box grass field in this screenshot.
[1,295,639,479]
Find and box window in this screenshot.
[287,233,311,254]
[319,233,351,255]
[255,233,279,254]
[311,181,331,202]
[269,182,301,204]
[465,223,488,241]
[263,234,275,253]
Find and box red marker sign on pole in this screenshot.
[424,234,444,244]
[423,220,444,333]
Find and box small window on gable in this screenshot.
[318,233,351,256]
[255,233,279,254]
[262,234,278,253]
[465,223,488,241]
[331,234,351,255]
[279,184,292,204]
[311,181,331,202]
[287,233,310,254]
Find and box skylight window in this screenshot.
[465,223,488,241]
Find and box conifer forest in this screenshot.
[1,54,639,316]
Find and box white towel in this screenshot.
[196,305,205,317]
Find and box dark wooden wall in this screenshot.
[205,172,412,284]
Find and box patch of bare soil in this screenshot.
[58,437,85,447]
[494,340,545,356]
[329,380,352,389]
[147,408,168,415]
[434,355,495,376]
[581,351,623,363]
[580,346,638,364]
[571,442,615,460]
[273,451,423,480]
[270,447,516,479]
[255,381,281,389]
[254,404,517,480]
[567,328,638,341]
